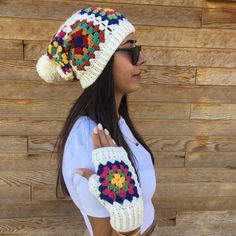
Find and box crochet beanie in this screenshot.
[36,7,135,88]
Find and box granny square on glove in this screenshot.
[88,147,144,233]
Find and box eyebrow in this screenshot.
[121,39,137,45]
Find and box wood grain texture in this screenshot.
[176,210,236,225]
[0,136,27,153]
[197,67,236,85]
[0,59,196,85]
[144,136,236,152]
[0,0,202,27]
[202,6,236,29]
[157,183,236,198]
[1,118,236,136]
[46,0,204,7]
[0,39,23,60]
[156,167,236,183]
[0,153,57,171]
[0,201,79,219]
[0,215,86,235]
[1,0,236,233]
[2,80,236,103]
[24,40,236,67]
[191,103,236,120]
[186,151,236,167]
[156,196,236,211]
[0,99,190,119]
[154,222,236,236]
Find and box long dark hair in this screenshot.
[52,55,155,199]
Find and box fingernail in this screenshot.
[104,129,109,136]
[112,139,116,145]
[93,127,98,134]
[97,123,103,130]
[76,169,83,176]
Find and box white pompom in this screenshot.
[36,54,63,83]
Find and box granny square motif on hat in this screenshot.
[80,7,125,25]
[36,6,135,88]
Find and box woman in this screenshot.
[36,7,157,236]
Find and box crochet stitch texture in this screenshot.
[89,147,144,232]
[36,7,135,88]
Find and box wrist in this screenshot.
[116,228,141,236]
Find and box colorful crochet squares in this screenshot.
[47,27,72,75]
[97,160,139,204]
[47,19,106,74]
[80,7,124,25]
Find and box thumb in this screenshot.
[75,168,94,180]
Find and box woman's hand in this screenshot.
[75,122,144,234]
[75,123,117,178]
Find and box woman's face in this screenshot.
[113,33,147,96]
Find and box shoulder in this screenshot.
[65,116,97,151]
[63,116,97,175]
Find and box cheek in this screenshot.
[113,54,134,93]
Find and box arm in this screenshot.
[76,124,143,236]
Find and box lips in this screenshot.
[133,72,141,77]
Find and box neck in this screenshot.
[115,93,123,119]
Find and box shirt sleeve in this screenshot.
[62,116,110,217]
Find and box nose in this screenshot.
[137,50,147,66]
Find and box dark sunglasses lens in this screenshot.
[132,46,141,65]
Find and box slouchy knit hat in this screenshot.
[36,7,135,88]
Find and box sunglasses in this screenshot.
[116,45,142,65]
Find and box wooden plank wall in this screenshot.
[0,0,236,235]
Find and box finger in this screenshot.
[104,128,117,147]
[75,168,94,180]
[92,127,101,150]
[97,123,109,147]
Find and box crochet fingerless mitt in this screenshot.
[88,147,144,232]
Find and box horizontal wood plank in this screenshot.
[0,1,201,27]
[130,84,236,103]
[196,67,236,85]
[154,222,236,236]
[191,103,236,120]
[186,151,236,167]
[32,185,71,201]
[205,1,236,10]
[0,153,57,171]
[135,120,236,136]
[157,182,236,198]
[2,80,236,103]
[46,0,204,7]
[0,39,23,60]
[0,201,79,219]
[4,17,236,50]
[25,40,236,67]
[202,7,236,29]
[0,59,196,85]
[0,99,190,120]
[0,215,86,235]
[156,196,236,211]
[156,167,236,182]
[1,118,236,136]
[0,184,31,202]
[144,136,236,152]
[176,210,236,225]
[136,26,236,49]
[0,136,27,153]
[129,102,190,120]
[143,47,236,67]
[154,151,185,167]
[0,170,56,187]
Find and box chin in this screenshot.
[126,84,141,94]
